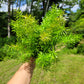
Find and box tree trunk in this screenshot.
[12,4,13,18]
[45,0,49,15]
[60,0,64,9]
[26,0,29,13]
[30,0,33,14]
[16,0,18,9]
[8,0,10,38]
[43,0,45,16]
[19,0,21,10]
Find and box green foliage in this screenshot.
[0,44,18,60]
[0,36,16,47]
[64,0,78,6]
[68,5,84,36]
[62,34,82,49]
[66,35,82,49]
[0,38,3,47]
[80,0,84,9]
[11,6,66,68]
[3,36,16,45]
[39,5,65,52]
[0,36,16,61]
[71,18,84,34]
[36,51,58,69]
[0,44,31,61]
[77,44,84,54]
[11,11,40,57]
[0,51,4,61]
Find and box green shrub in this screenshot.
[39,5,66,52]
[0,38,3,47]
[11,11,40,58]
[71,18,84,34]
[0,36,16,61]
[0,43,32,61]
[3,36,16,45]
[11,6,65,52]
[36,51,58,68]
[0,50,5,61]
[61,34,82,49]
[0,44,18,60]
[11,5,66,68]
[77,44,84,54]
[66,40,79,49]
[0,36,16,48]
[66,35,82,49]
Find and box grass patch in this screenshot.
[0,60,21,84]
[31,50,84,84]
[0,48,84,84]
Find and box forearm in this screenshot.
[7,63,33,84]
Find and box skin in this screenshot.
[7,58,35,84]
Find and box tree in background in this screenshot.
[67,0,84,35]
[0,0,17,38]
[80,0,84,9]
[8,0,11,38]
[0,0,84,38]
